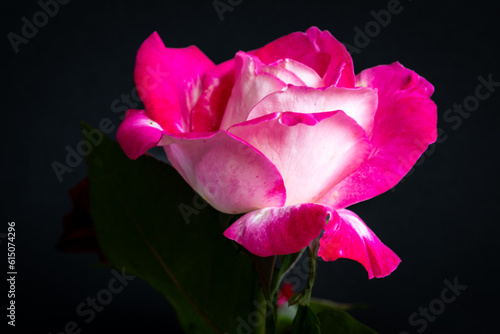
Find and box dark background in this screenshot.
[2,0,499,333]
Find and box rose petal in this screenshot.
[318,209,401,279]
[190,59,235,132]
[305,27,355,87]
[134,32,214,133]
[161,131,286,214]
[250,29,328,75]
[224,203,332,257]
[260,62,307,87]
[318,62,437,209]
[219,52,287,130]
[229,111,371,206]
[250,27,354,87]
[247,85,378,135]
[271,58,325,88]
[117,109,164,159]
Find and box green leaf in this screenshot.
[309,295,376,333]
[292,305,321,334]
[316,309,377,334]
[85,124,263,334]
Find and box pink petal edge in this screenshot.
[219,52,287,130]
[318,62,437,209]
[250,27,354,87]
[318,209,401,279]
[229,111,372,206]
[305,27,355,87]
[190,59,235,132]
[161,130,286,214]
[134,32,214,133]
[116,109,164,159]
[247,85,378,136]
[224,203,332,257]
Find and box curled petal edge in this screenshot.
[318,209,401,279]
[116,109,164,160]
[224,203,332,257]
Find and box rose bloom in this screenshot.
[117,27,436,278]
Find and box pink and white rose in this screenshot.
[117,27,437,278]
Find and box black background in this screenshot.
[2,0,500,333]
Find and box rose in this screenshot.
[117,27,436,278]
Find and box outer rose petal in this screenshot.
[190,59,235,132]
[219,52,287,130]
[134,32,214,133]
[247,85,378,135]
[318,209,401,279]
[318,62,437,209]
[228,111,371,206]
[161,131,286,214]
[224,204,332,257]
[117,109,164,159]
